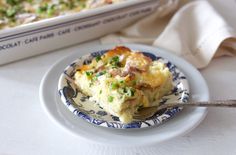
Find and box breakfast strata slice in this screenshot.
[74,46,173,123]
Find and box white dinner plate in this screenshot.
[39,43,209,147]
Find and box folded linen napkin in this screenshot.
[101,0,236,68]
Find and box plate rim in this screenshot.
[39,43,209,146]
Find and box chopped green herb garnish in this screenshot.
[96,70,106,77]
[6,0,19,6]
[121,87,135,97]
[127,88,135,97]
[36,5,47,14]
[111,66,118,69]
[108,96,114,102]
[92,76,97,81]
[111,56,119,62]
[6,5,21,18]
[6,8,16,17]
[89,82,93,87]
[110,82,119,89]
[109,56,120,67]
[68,1,75,9]
[119,80,126,87]
[119,80,124,84]
[99,90,102,94]
[95,56,101,62]
[47,4,56,16]
[85,71,93,77]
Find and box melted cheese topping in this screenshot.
[74,46,173,123]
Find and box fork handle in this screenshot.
[159,100,236,109]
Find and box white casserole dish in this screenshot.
[0,0,161,65]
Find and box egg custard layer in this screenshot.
[74,46,173,123]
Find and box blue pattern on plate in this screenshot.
[58,49,190,129]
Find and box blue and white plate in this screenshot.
[58,48,190,129]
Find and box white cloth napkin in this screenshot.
[101,0,236,68]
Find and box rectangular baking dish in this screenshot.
[0,0,161,65]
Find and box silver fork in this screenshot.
[133,100,236,120]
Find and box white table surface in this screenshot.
[0,0,236,155]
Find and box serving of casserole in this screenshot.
[74,46,173,123]
[58,44,190,128]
